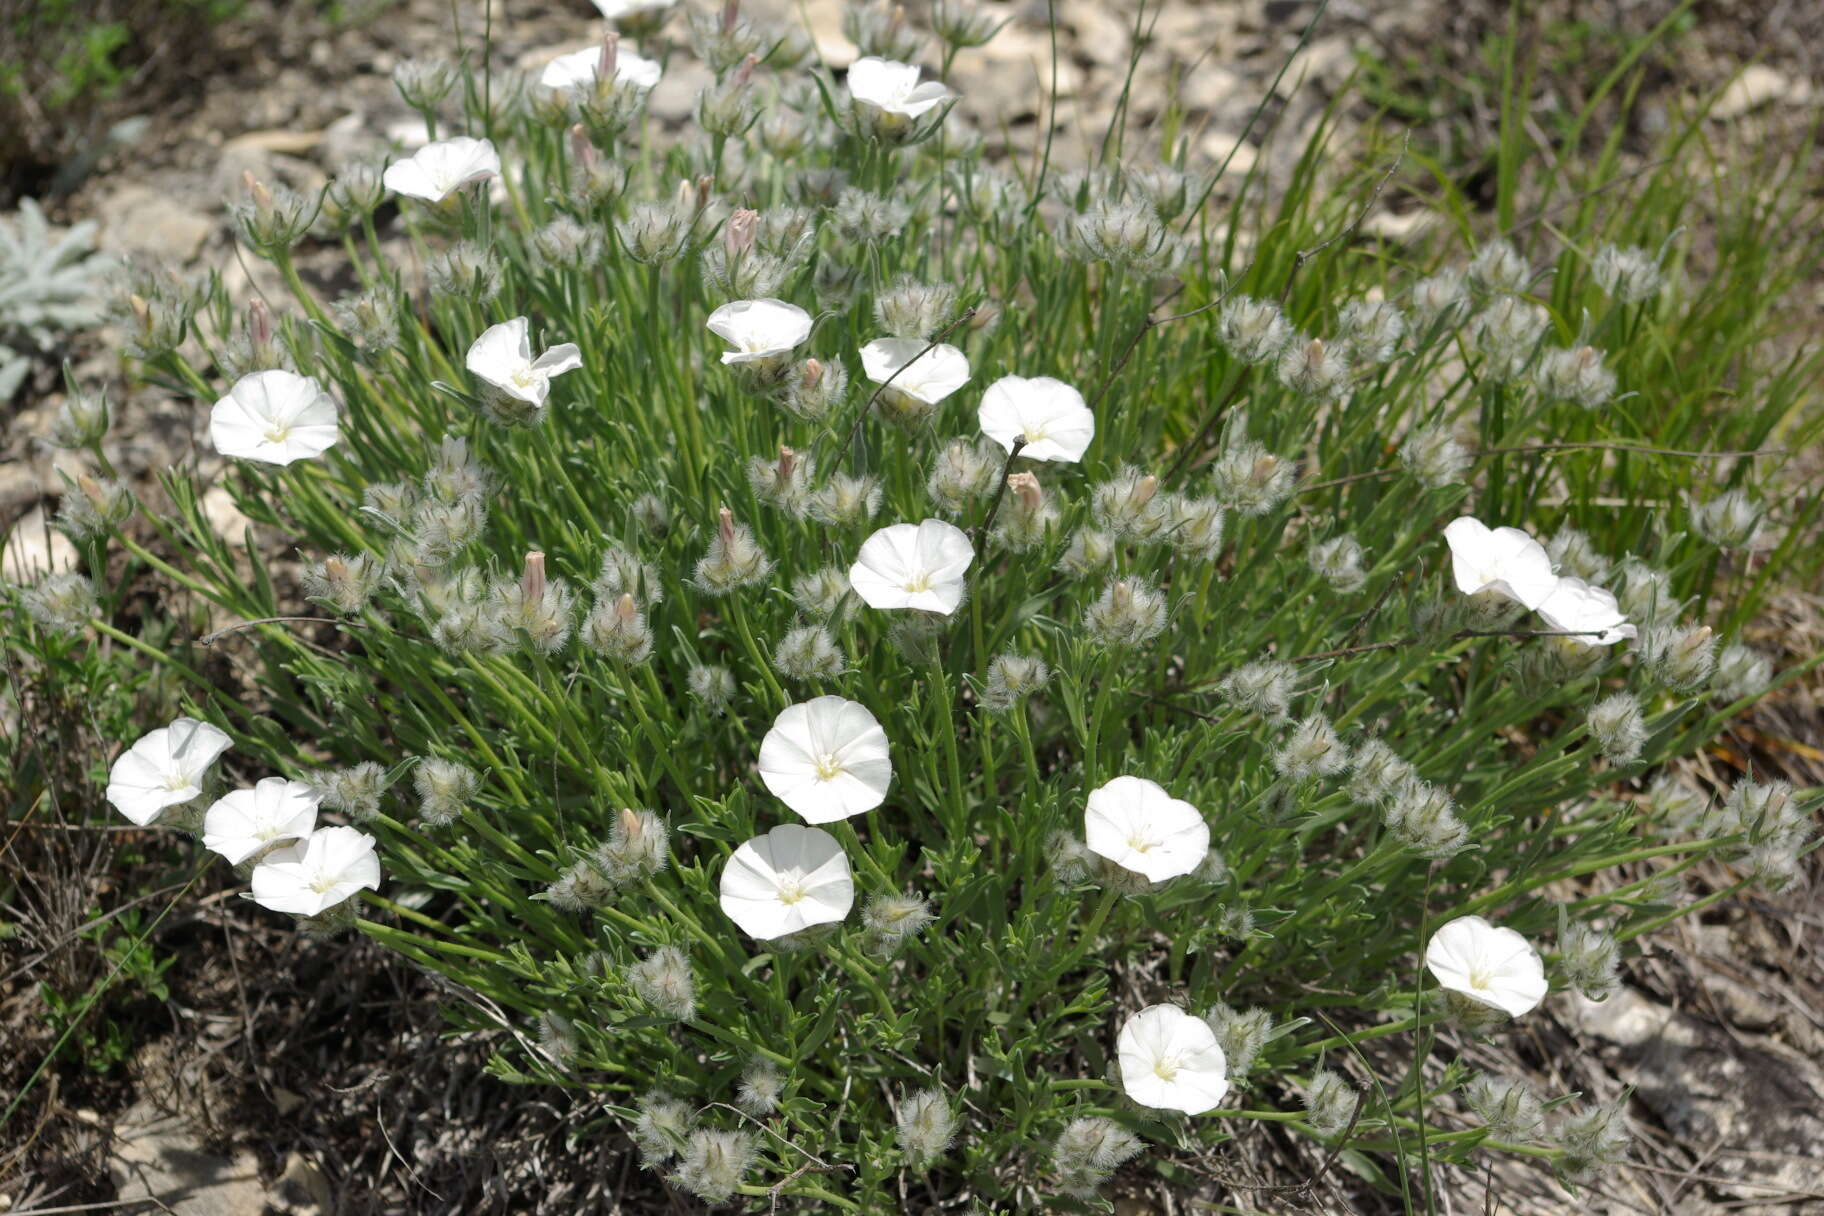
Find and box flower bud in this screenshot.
[863,892,936,956]
[231,171,316,255]
[1063,198,1181,274]
[695,57,763,137]
[1535,344,1616,410]
[320,162,386,232]
[303,552,386,614]
[1275,335,1351,399]
[927,438,998,513]
[428,240,504,304]
[1546,526,1611,583]
[994,472,1058,552]
[48,388,111,450]
[1304,1069,1357,1136]
[632,492,671,537]
[1056,527,1116,579]
[1203,1002,1272,1075]
[1209,441,1295,516]
[1588,692,1648,765]
[393,56,458,109]
[312,761,389,822]
[413,757,478,827]
[55,473,133,540]
[1712,642,1772,703]
[692,507,773,593]
[781,357,849,422]
[980,653,1049,712]
[831,186,912,244]
[670,1130,756,1203]
[1646,773,1710,832]
[1164,495,1225,563]
[632,1092,694,1165]
[1465,1075,1544,1140]
[1640,622,1716,691]
[597,807,671,881]
[1613,559,1680,627]
[531,216,602,270]
[1410,266,1470,327]
[1398,423,1472,488]
[20,572,97,635]
[844,0,925,61]
[1591,244,1664,302]
[789,567,851,619]
[1051,1117,1142,1199]
[773,622,846,681]
[895,1088,955,1167]
[1558,921,1621,1000]
[536,1010,579,1068]
[1308,534,1366,592]
[1216,660,1295,722]
[628,945,695,1021]
[583,592,654,664]
[1385,776,1469,858]
[875,275,958,340]
[331,286,401,356]
[1690,488,1762,549]
[1551,1100,1630,1184]
[1082,578,1168,648]
[1470,296,1549,380]
[1090,466,1169,539]
[1338,298,1406,364]
[737,1059,784,1116]
[1273,713,1348,780]
[747,444,816,517]
[1468,238,1529,294]
[688,664,737,711]
[808,471,880,527]
[1347,738,1416,806]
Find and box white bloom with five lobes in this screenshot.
[106,717,233,826]
[466,317,584,405]
[250,825,383,916]
[1537,576,1637,646]
[539,44,663,92]
[848,519,975,615]
[977,374,1096,463]
[846,57,955,120]
[1424,915,1548,1017]
[1083,775,1209,882]
[1117,1004,1231,1114]
[859,338,971,405]
[719,823,854,940]
[210,370,340,466]
[202,777,321,865]
[758,696,892,823]
[382,136,502,202]
[1442,516,1558,610]
[707,299,814,363]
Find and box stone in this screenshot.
[108,1101,265,1216]
[1712,65,1810,120]
[94,186,216,265]
[268,1152,332,1215]
[2,507,79,582]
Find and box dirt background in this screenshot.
[2,0,1822,1212]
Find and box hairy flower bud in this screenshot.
[1273,713,1348,780]
[927,438,999,513]
[1308,534,1366,592]
[670,1129,756,1203]
[1468,238,1529,294]
[1711,642,1772,703]
[1348,739,1416,806]
[1587,693,1648,765]
[693,507,773,593]
[782,357,849,422]
[413,757,478,827]
[1209,441,1295,516]
[1398,423,1472,488]
[688,664,737,711]
[312,761,388,823]
[896,1087,955,1167]
[583,592,655,664]
[1051,1116,1142,1199]
[1338,298,1407,364]
[1558,921,1621,1000]
[1090,466,1169,539]
[632,1092,694,1165]
[1056,527,1116,578]
[994,472,1059,551]
[393,56,458,109]
[1466,1075,1545,1140]
[875,276,959,340]
[1304,1070,1357,1136]
[598,807,670,882]
[55,473,133,541]
[1385,777,1469,858]
[1639,622,1716,691]
[1552,1100,1631,1183]
[48,388,111,450]
[20,571,97,635]
[1690,489,1762,550]
[1410,266,1470,327]
[1546,527,1611,584]
[628,945,696,1020]
[736,1059,783,1116]
[773,622,846,681]
[230,172,316,255]
[1275,335,1352,399]
[1217,660,1295,722]
[1203,1002,1273,1075]
[1535,344,1616,410]
[1591,244,1664,302]
[1470,296,1549,380]
[980,653,1049,712]
[1083,578,1168,648]
[428,240,504,304]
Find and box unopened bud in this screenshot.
[521,551,547,607]
[725,207,758,253]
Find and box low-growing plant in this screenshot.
[6,1,1822,1210]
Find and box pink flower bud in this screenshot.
[1008,472,1042,512]
[569,123,596,168]
[522,551,547,607]
[721,0,740,33]
[725,208,758,254]
[717,506,737,548]
[597,32,620,79]
[248,298,273,346]
[777,445,797,482]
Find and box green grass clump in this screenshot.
[5,4,1821,1210]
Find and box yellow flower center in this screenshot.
[263,422,293,445]
[1152,1055,1180,1083]
[813,752,845,781]
[902,573,932,594]
[776,877,808,906]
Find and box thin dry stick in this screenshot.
[972,437,1028,548]
[1277,131,1410,307]
[199,615,345,645]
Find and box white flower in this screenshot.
[382,137,500,203]
[859,338,971,406]
[250,825,383,916]
[210,370,340,466]
[1537,576,1637,645]
[1442,516,1557,610]
[848,519,974,615]
[539,44,663,92]
[757,696,892,824]
[707,299,814,364]
[465,317,584,406]
[719,823,854,940]
[593,0,673,16]
[1083,775,1209,882]
[977,374,1095,463]
[1424,915,1548,1017]
[847,57,955,120]
[106,717,233,826]
[1117,1004,1230,1114]
[202,777,320,865]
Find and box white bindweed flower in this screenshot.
[848,519,974,614]
[466,317,584,406]
[1117,1004,1230,1114]
[382,136,501,203]
[540,45,663,92]
[210,370,340,466]
[1537,577,1637,645]
[202,777,321,865]
[1424,915,1548,1017]
[1442,516,1558,610]
[859,338,971,406]
[719,823,854,940]
[106,717,233,826]
[847,56,954,121]
[977,374,1095,463]
[1083,776,1209,882]
[250,825,382,916]
[707,299,813,364]
[757,696,892,823]
[593,0,674,18]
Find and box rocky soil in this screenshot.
[2,1,1821,1213]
